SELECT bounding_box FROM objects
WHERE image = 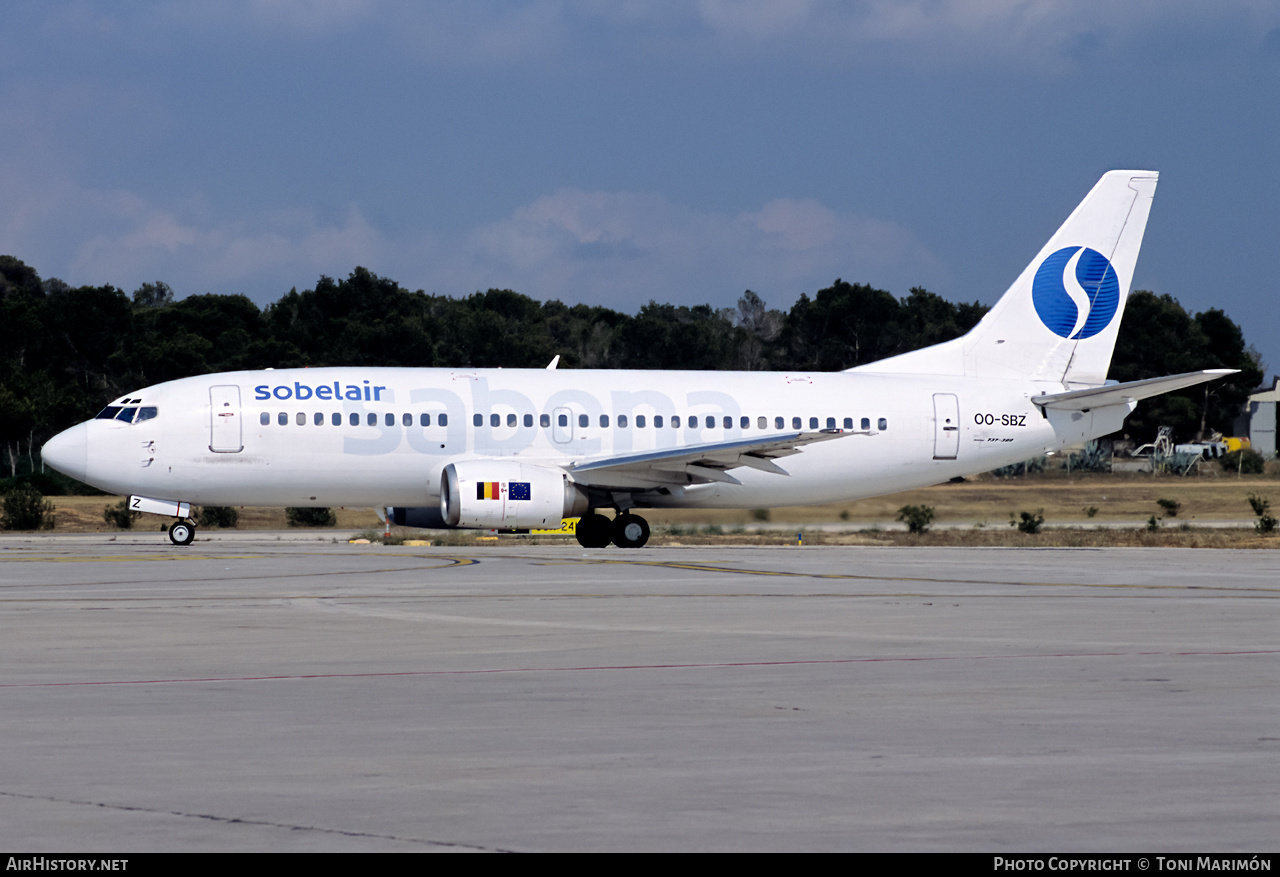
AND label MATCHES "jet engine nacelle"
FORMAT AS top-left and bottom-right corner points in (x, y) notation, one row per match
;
(440, 460), (588, 529)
